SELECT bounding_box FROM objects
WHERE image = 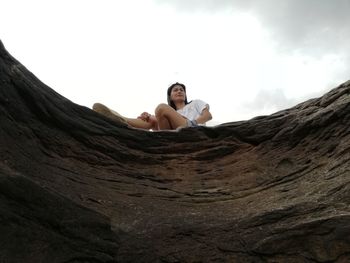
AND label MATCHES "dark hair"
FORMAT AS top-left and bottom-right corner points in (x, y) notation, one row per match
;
(167, 82), (189, 110)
